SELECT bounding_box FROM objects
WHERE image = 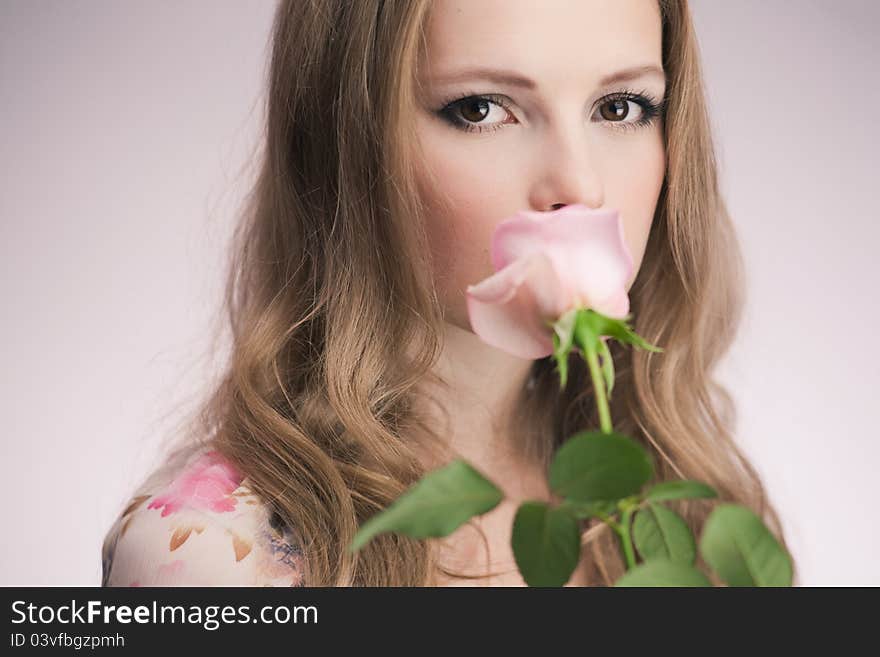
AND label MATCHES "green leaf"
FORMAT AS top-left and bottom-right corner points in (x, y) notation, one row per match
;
(511, 501), (582, 587)
(548, 430), (653, 503)
(633, 502), (697, 565)
(596, 336), (615, 399)
(646, 480), (718, 502)
(348, 459), (503, 553)
(614, 558), (712, 587)
(699, 504), (793, 587)
(575, 309), (663, 354)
